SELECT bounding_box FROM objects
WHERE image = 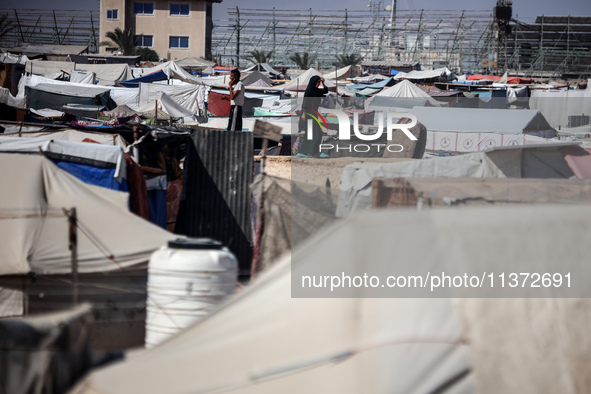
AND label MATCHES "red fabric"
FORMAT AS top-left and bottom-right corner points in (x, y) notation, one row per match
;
(166, 179), (183, 232)
(214, 66), (237, 71)
(467, 74), (532, 84)
(125, 154), (151, 221)
(561, 146), (591, 180)
(208, 91), (231, 116)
